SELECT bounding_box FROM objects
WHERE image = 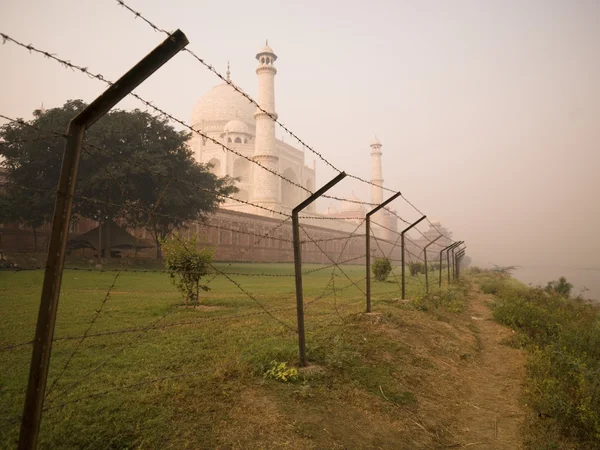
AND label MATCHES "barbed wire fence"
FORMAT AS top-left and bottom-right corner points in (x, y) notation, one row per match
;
(0, 22), (467, 449)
